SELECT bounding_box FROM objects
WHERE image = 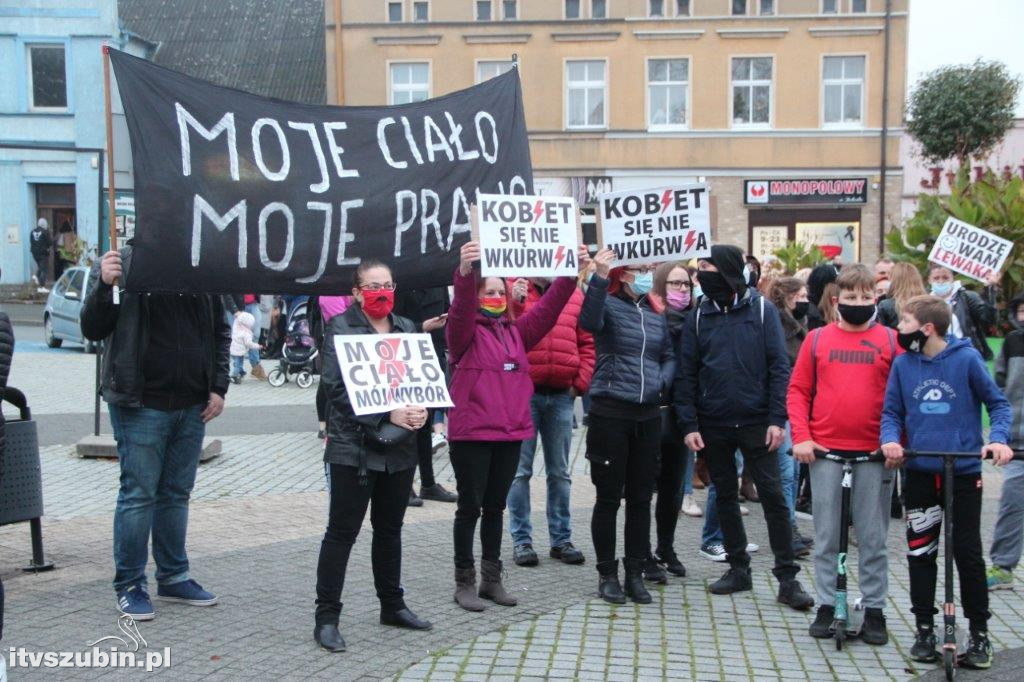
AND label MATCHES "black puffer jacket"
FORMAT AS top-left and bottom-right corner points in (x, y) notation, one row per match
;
(321, 304), (419, 475)
(950, 286), (996, 360)
(579, 275), (675, 407)
(80, 248), (231, 407)
(0, 311), (12, 477)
